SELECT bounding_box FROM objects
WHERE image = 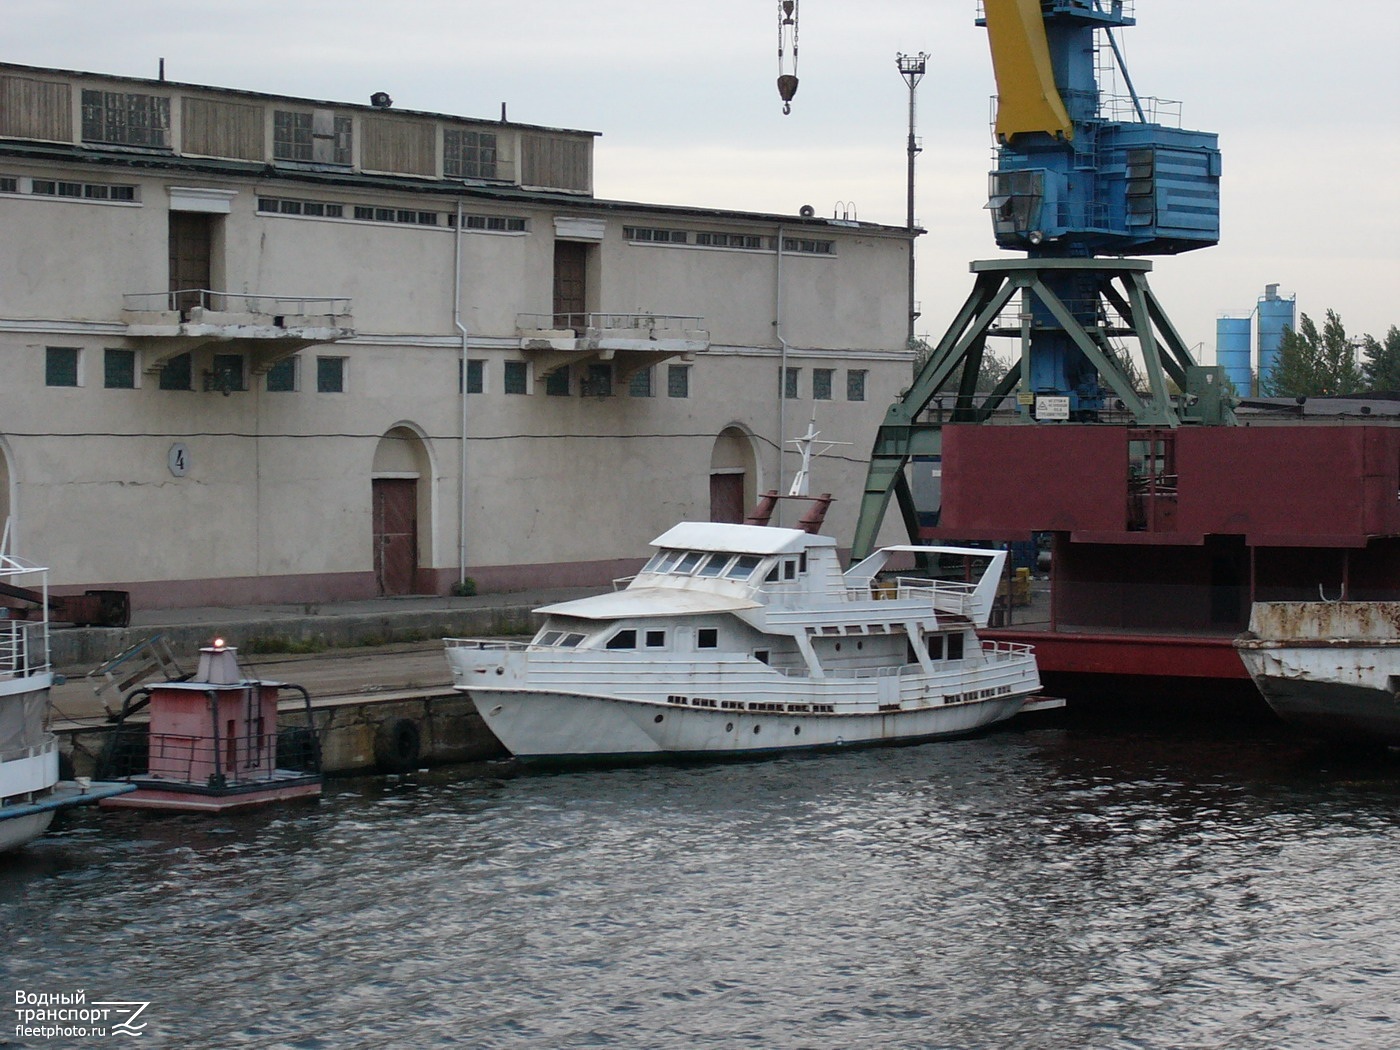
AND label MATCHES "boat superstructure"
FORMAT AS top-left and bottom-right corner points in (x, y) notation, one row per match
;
(446, 522), (1052, 764)
(1, 549), (132, 850)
